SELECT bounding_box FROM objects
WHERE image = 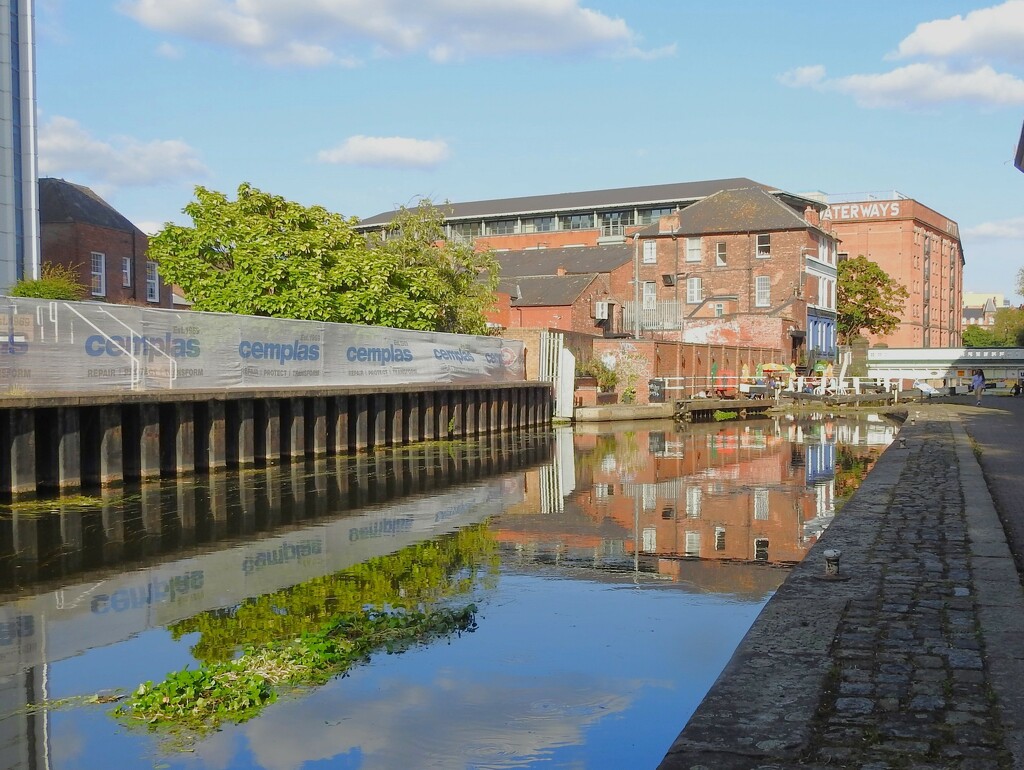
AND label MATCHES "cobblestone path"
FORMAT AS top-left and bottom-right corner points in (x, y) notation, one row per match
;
(801, 417), (1012, 769)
